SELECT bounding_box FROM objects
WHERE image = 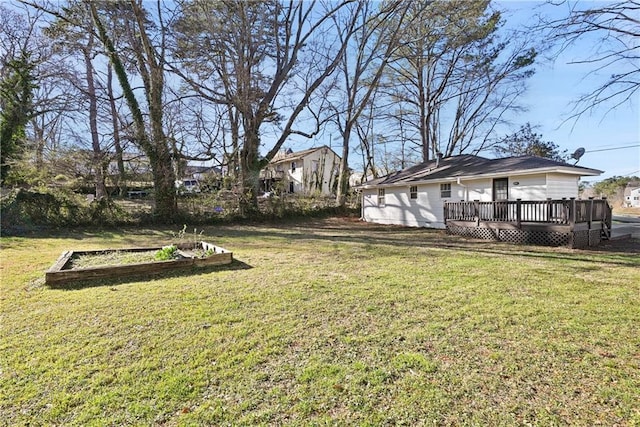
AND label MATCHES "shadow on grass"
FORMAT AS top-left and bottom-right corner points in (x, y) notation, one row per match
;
(50, 259), (252, 291)
(8, 217), (639, 268)
(0, 226), (177, 250)
(217, 222), (640, 267)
